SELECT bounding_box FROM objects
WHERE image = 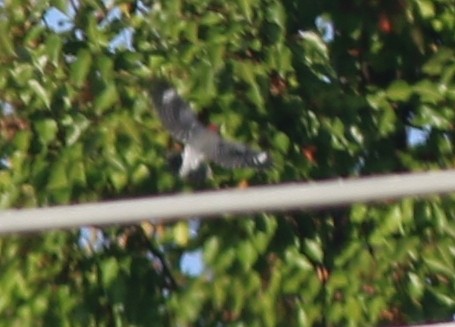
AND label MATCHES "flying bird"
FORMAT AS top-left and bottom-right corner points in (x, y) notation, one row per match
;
(149, 79), (272, 178)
